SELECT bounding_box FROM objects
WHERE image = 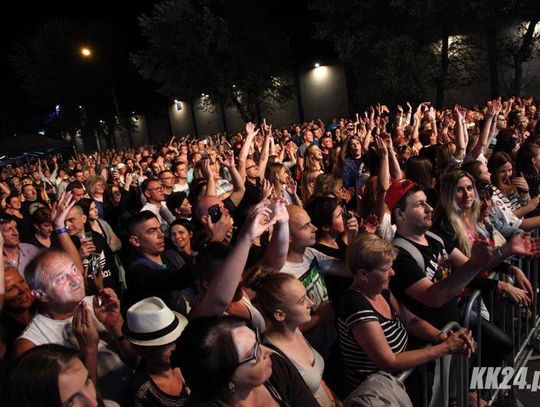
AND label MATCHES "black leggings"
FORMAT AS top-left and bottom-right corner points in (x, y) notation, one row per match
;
(467, 313), (513, 367)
